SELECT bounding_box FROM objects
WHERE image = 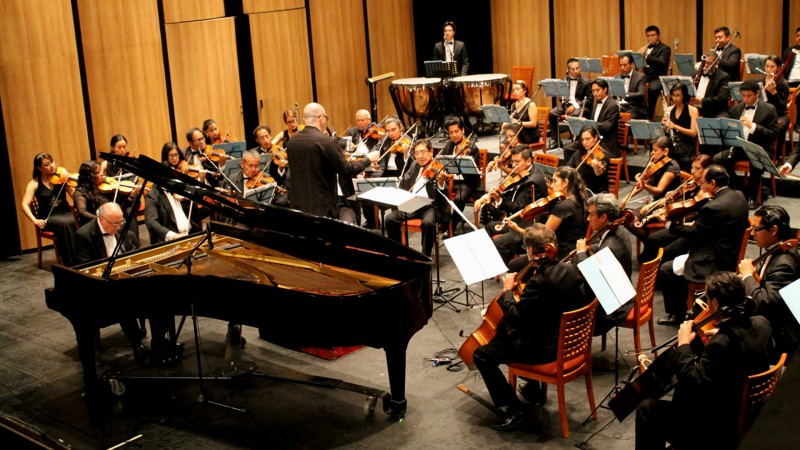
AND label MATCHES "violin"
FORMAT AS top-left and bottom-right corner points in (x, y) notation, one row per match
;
(97, 177), (146, 195)
(245, 176), (276, 189)
(387, 137), (410, 154)
(621, 156), (672, 209)
(561, 211), (636, 262)
(204, 145), (230, 163)
(176, 160), (208, 178)
(664, 190), (713, 222)
(635, 178), (699, 227)
(745, 239), (799, 284)
(50, 166), (78, 187)
(421, 160), (445, 179)
(454, 133), (475, 156)
(271, 146), (289, 168)
(494, 190), (565, 231)
(575, 142), (605, 171)
(362, 124), (386, 140)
